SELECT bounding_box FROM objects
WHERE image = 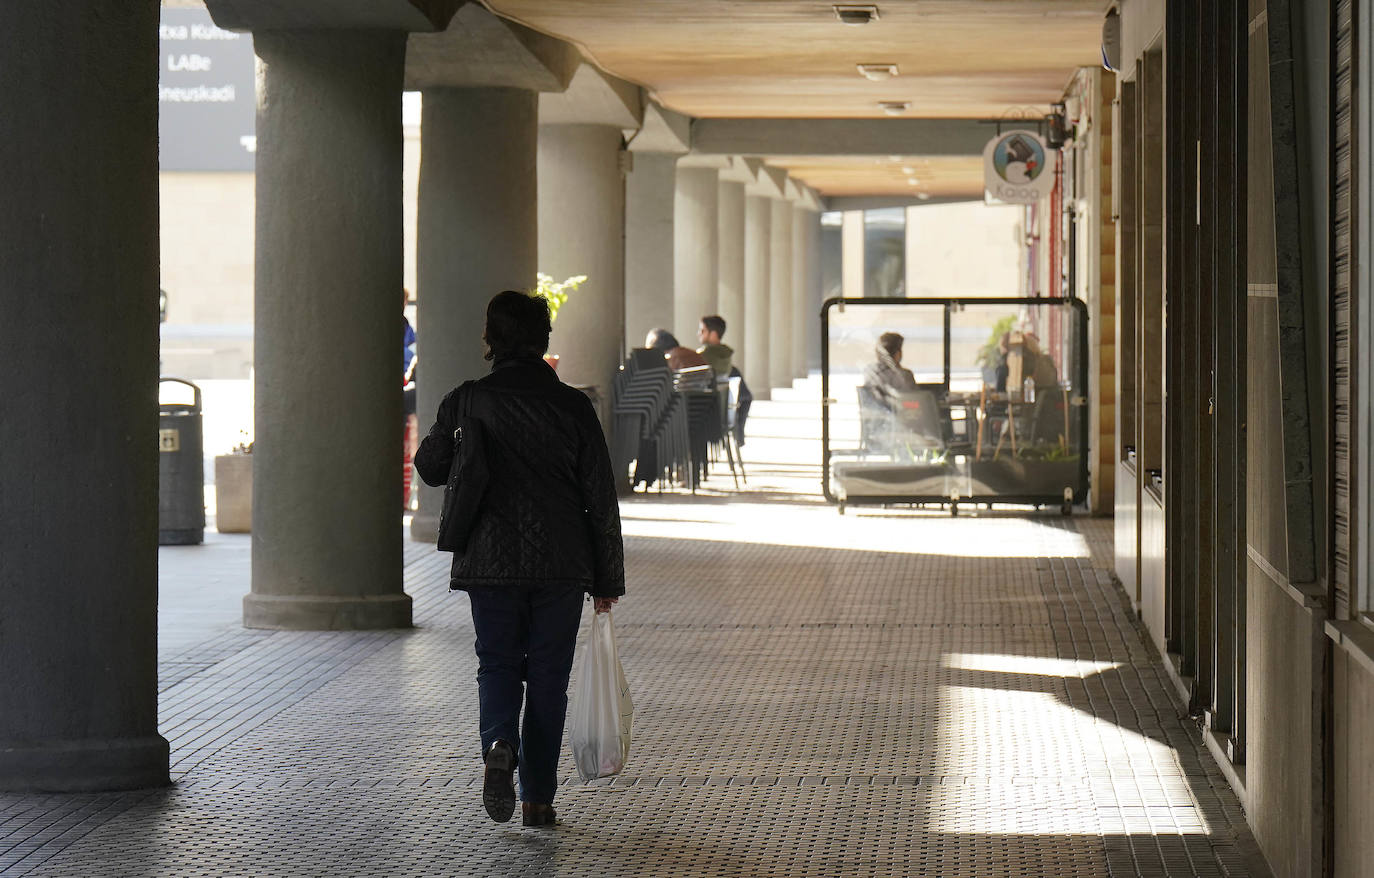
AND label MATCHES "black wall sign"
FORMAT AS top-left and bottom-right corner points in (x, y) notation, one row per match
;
(158, 9), (255, 172)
